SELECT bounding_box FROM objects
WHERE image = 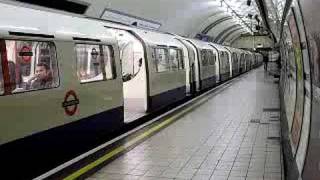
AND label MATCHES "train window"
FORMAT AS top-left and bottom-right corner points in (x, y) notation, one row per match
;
(119, 41), (143, 82)
(0, 53), (3, 95)
(225, 52), (230, 64)
(1, 40), (59, 93)
(76, 44), (115, 83)
(201, 49), (208, 66)
(178, 49), (184, 70)
(220, 52), (225, 62)
(232, 53), (237, 63)
(154, 48), (170, 72)
(169, 48), (184, 70)
(240, 54), (245, 65)
(169, 48), (179, 70)
(208, 50), (216, 65)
